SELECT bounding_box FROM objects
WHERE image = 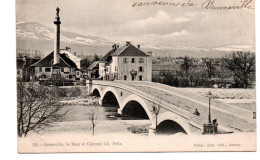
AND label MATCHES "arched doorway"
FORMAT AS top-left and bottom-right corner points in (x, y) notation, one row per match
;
(92, 88), (100, 97)
(156, 120), (187, 135)
(122, 100), (149, 119)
